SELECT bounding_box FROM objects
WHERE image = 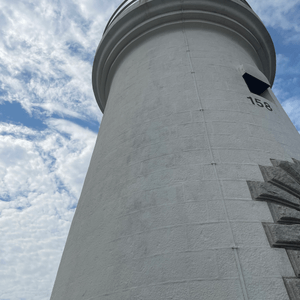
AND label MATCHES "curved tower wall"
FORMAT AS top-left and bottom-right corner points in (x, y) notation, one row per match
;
(51, 1), (300, 299)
